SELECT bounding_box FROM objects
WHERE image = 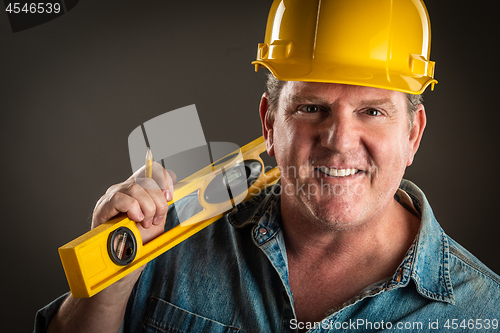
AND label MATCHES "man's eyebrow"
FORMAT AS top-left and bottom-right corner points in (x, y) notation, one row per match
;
(287, 94), (330, 105)
(288, 95), (398, 110)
